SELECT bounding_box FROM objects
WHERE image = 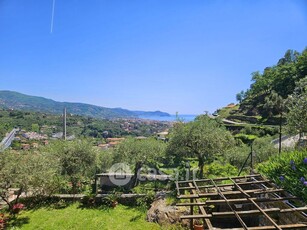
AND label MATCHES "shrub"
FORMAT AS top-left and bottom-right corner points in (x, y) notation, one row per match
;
(204, 161), (238, 178)
(257, 150), (307, 202)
